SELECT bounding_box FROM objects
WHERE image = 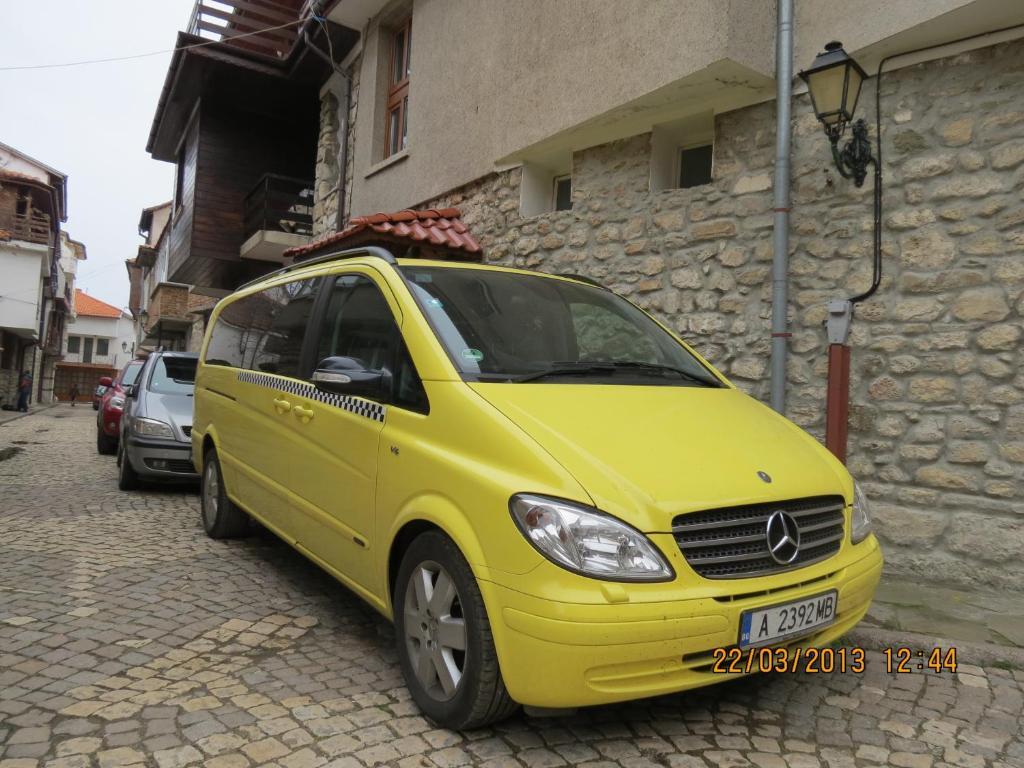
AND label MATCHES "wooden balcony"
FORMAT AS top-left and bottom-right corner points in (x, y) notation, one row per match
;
(240, 173), (313, 262)
(186, 0), (305, 60)
(0, 209), (51, 246)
